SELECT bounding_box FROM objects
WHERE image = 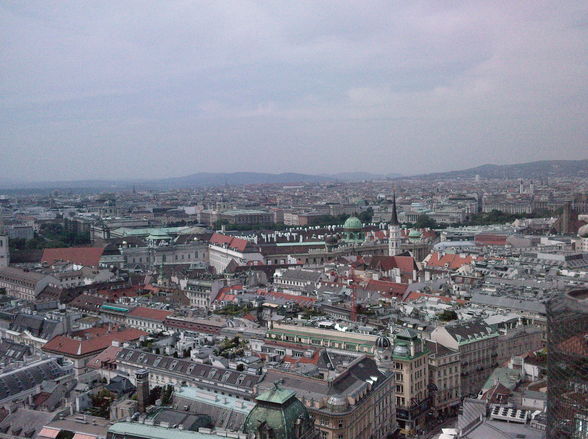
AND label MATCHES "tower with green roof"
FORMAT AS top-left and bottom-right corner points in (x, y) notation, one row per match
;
(242, 384), (317, 439)
(342, 216), (364, 244)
